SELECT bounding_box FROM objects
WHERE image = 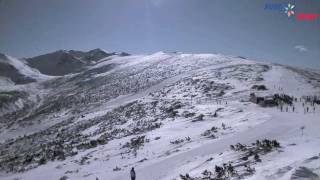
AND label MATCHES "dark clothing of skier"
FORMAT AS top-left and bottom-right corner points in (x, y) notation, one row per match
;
(130, 167), (136, 180)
